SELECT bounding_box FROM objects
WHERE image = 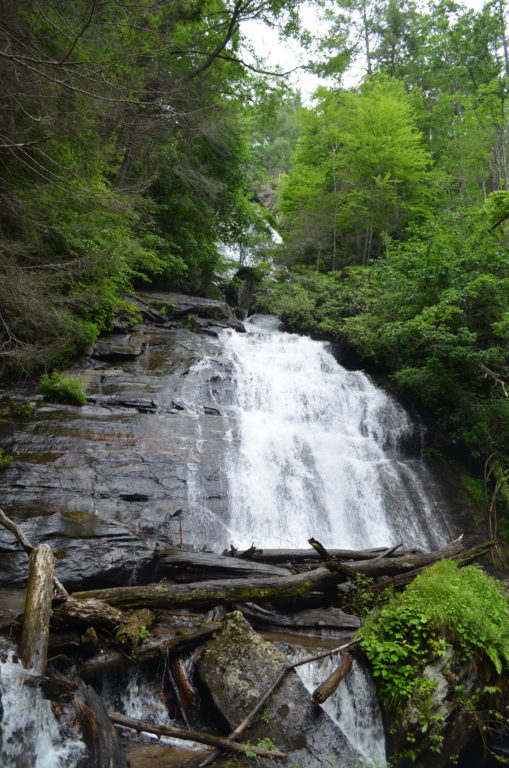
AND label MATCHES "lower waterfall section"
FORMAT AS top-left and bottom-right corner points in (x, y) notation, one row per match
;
(218, 315), (452, 551)
(294, 651), (386, 767)
(0, 639), (85, 768)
